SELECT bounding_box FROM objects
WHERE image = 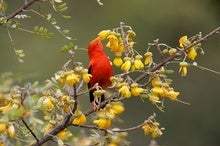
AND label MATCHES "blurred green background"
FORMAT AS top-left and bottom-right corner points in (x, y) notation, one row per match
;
(0, 0), (220, 145)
